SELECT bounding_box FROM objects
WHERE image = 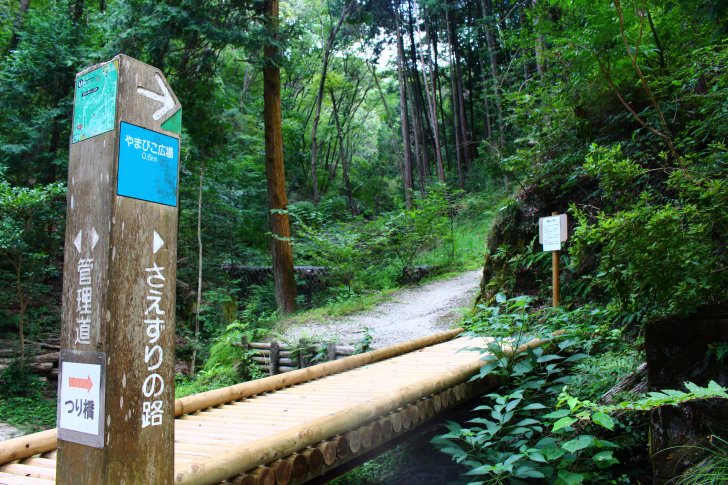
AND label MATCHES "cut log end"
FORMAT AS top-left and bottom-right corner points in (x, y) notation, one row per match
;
(320, 440), (338, 466)
(302, 447), (324, 472)
(269, 459), (291, 485)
